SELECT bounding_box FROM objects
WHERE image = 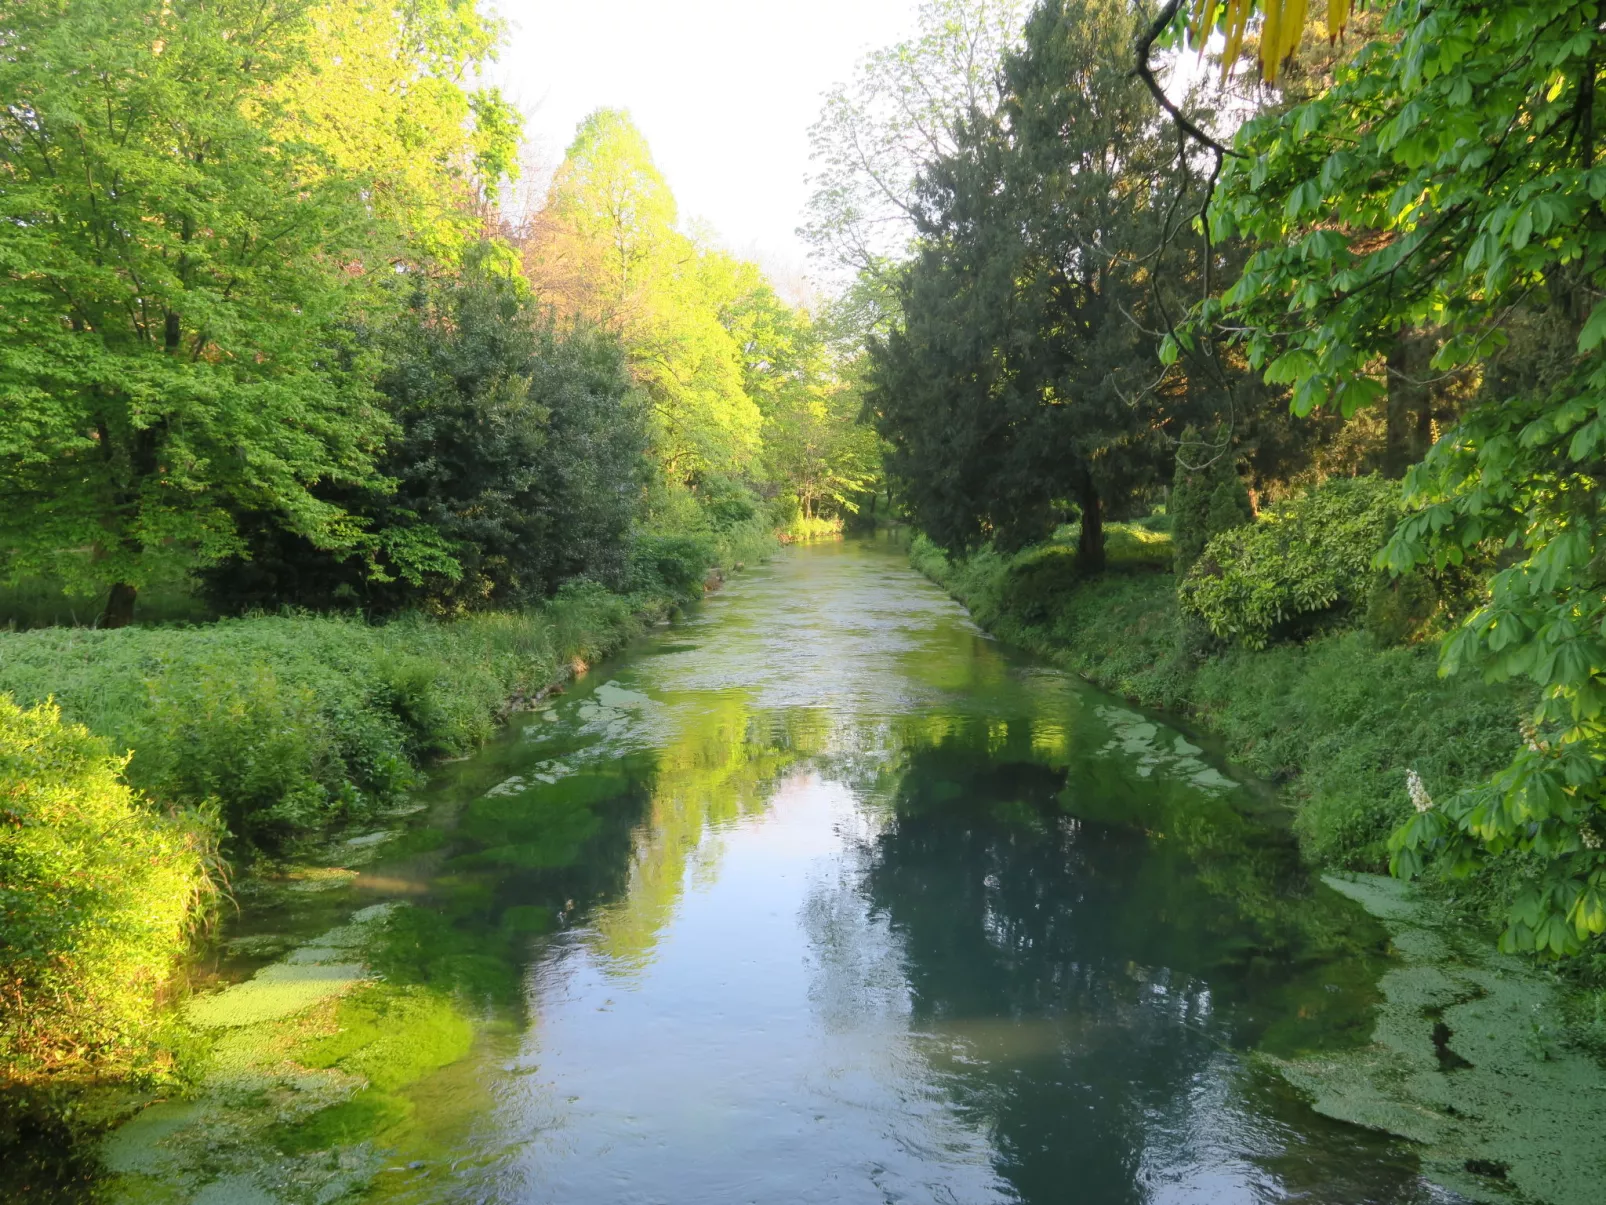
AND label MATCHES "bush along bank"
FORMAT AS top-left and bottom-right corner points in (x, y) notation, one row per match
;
(0, 534), (746, 1109)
